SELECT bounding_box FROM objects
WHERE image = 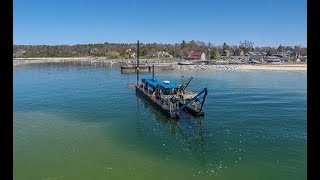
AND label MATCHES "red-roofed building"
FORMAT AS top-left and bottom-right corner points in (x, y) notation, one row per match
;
(183, 51), (206, 60)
